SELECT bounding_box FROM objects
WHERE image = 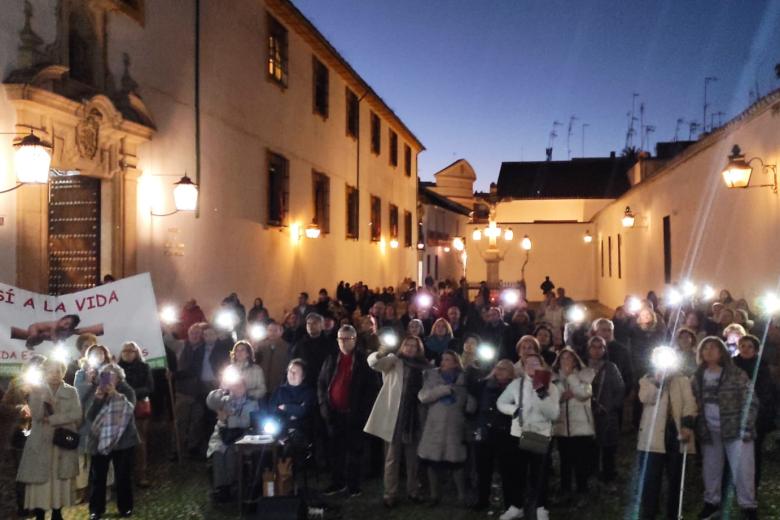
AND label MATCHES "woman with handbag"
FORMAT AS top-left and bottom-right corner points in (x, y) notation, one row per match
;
(86, 363), (139, 520)
(471, 359), (521, 516)
(16, 358), (82, 520)
(497, 353), (560, 520)
(206, 376), (259, 502)
(551, 347), (595, 506)
(118, 341), (154, 488)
